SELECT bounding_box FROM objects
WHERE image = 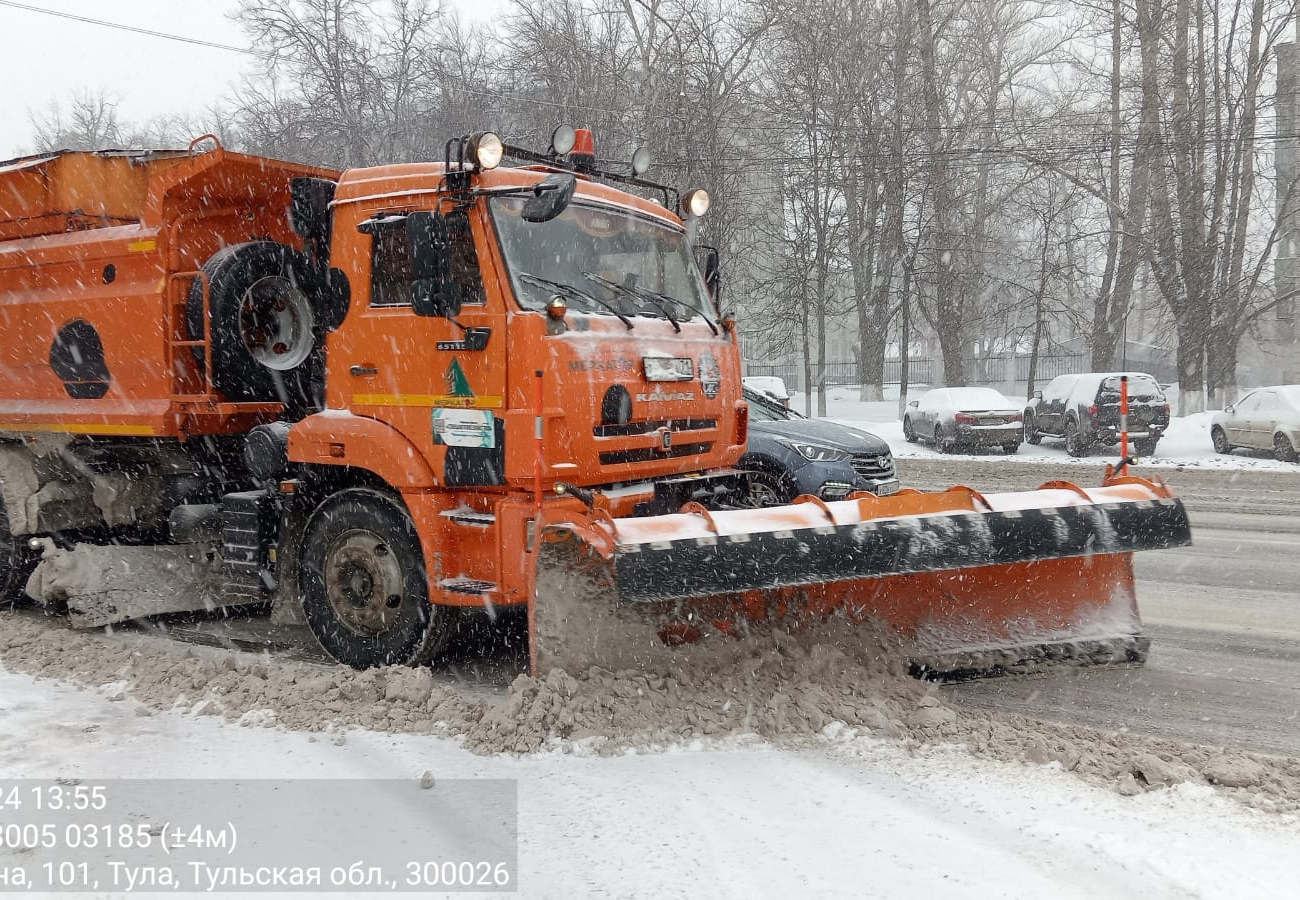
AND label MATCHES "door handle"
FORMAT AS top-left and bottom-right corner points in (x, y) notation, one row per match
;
(349, 365), (379, 376)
